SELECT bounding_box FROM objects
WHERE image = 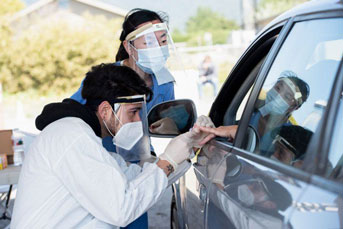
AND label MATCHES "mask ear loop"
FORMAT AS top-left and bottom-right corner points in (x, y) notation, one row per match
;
(113, 104), (123, 127)
(102, 104), (123, 137)
(129, 43), (139, 63)
(103, 120), (115, 138)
